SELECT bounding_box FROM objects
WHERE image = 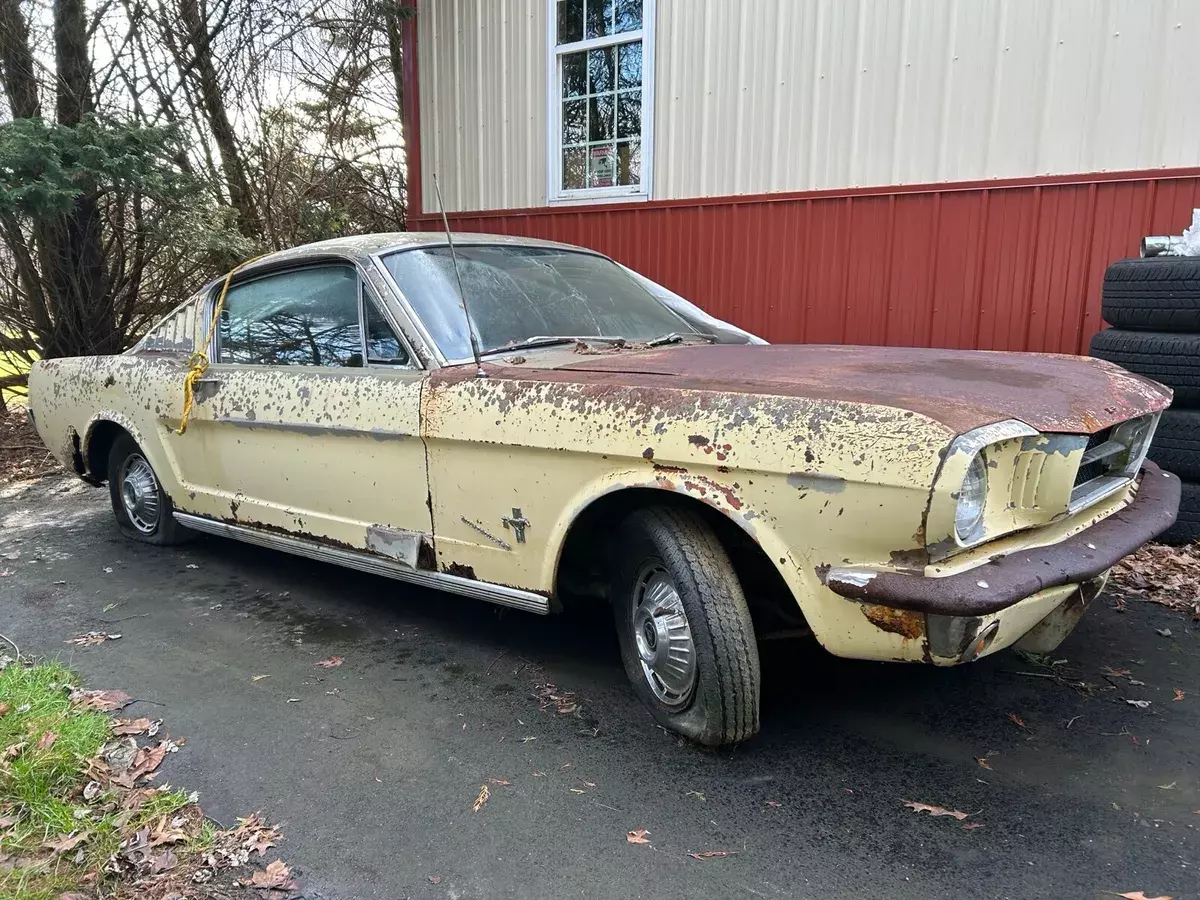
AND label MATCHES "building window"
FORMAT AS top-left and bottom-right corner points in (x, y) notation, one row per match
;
(549, 0), (653, 202)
